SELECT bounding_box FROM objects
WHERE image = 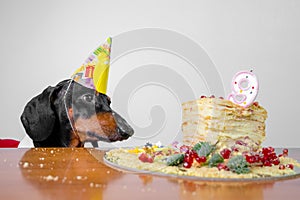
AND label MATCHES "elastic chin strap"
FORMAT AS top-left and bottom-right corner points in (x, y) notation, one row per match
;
(63, 79), (81, 147)
(63, 79), (100, 148)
